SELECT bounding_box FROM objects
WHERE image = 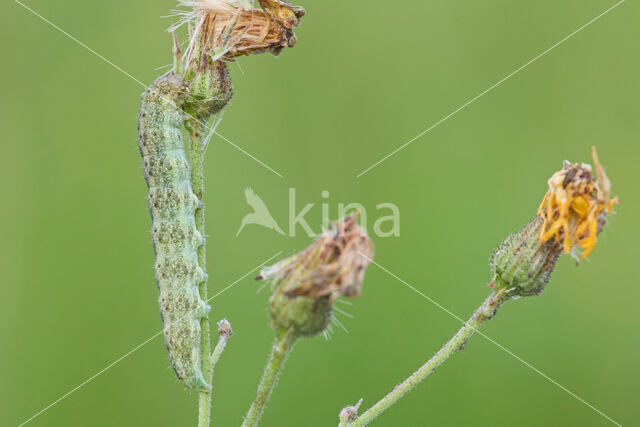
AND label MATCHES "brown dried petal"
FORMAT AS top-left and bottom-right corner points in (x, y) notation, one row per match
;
(185, 0), (304, 63)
